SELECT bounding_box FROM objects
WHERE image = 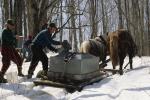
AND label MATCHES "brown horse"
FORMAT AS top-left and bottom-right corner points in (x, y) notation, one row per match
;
(107, 29), (137, 75)
(80, 35), (107, 67)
